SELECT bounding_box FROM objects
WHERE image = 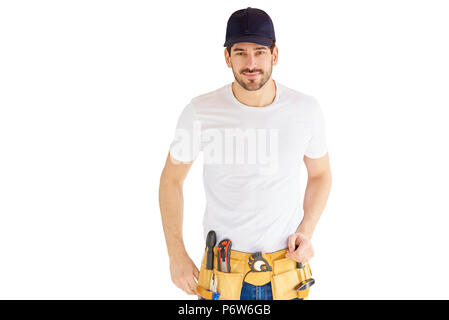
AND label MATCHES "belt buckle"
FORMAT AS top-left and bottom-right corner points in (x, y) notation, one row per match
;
(248, 251), (272, 272)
